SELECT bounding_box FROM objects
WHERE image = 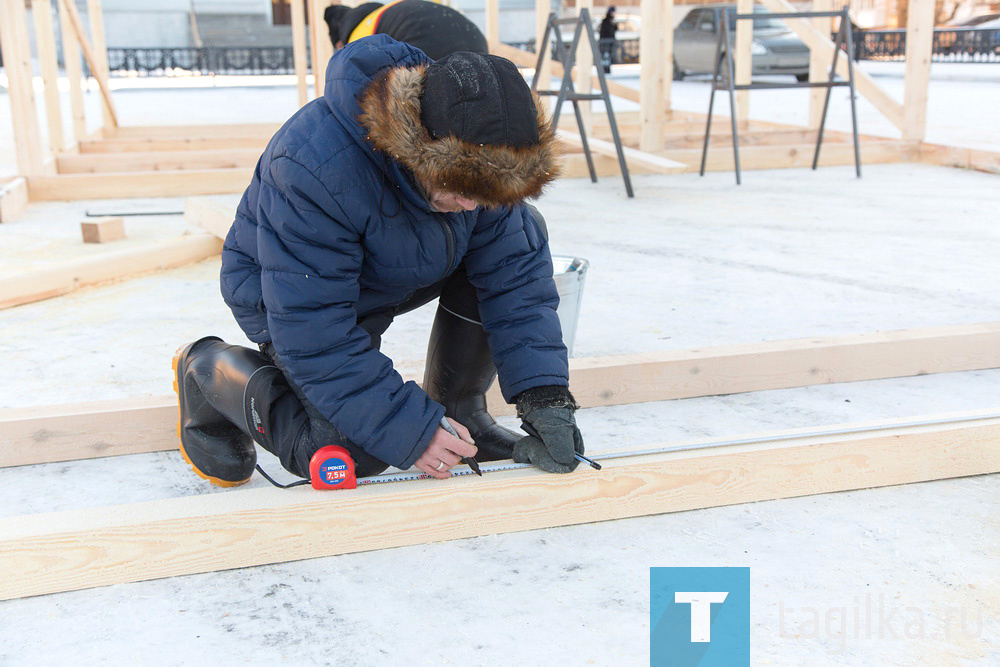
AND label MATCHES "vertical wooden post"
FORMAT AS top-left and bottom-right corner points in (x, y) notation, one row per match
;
(902, 0), (934, 141)
(734, 0), (753, 126)
(32, 0), (66, 154)
(307, 0), (335, 98)
(533, 0), (551, 112)
(639, 0), (673, 151)
(485, 0), (500, 46)
(0, 0), (46, 175)
(291, 0), (309, 106)
(86, 0), (115, 128)
(59, 0), (118, 128)
(58, 0), (88, 143)
(575, 0), (593, 135)
(808, 0), (832, 128)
